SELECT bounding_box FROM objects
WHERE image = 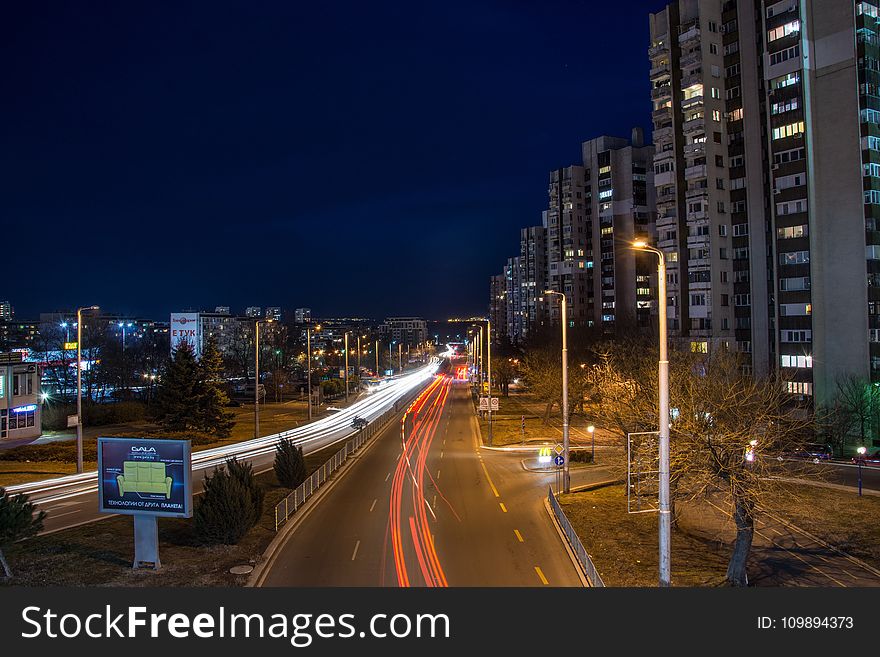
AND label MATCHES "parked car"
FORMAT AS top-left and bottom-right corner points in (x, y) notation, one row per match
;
(852, 449), (880, 465)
